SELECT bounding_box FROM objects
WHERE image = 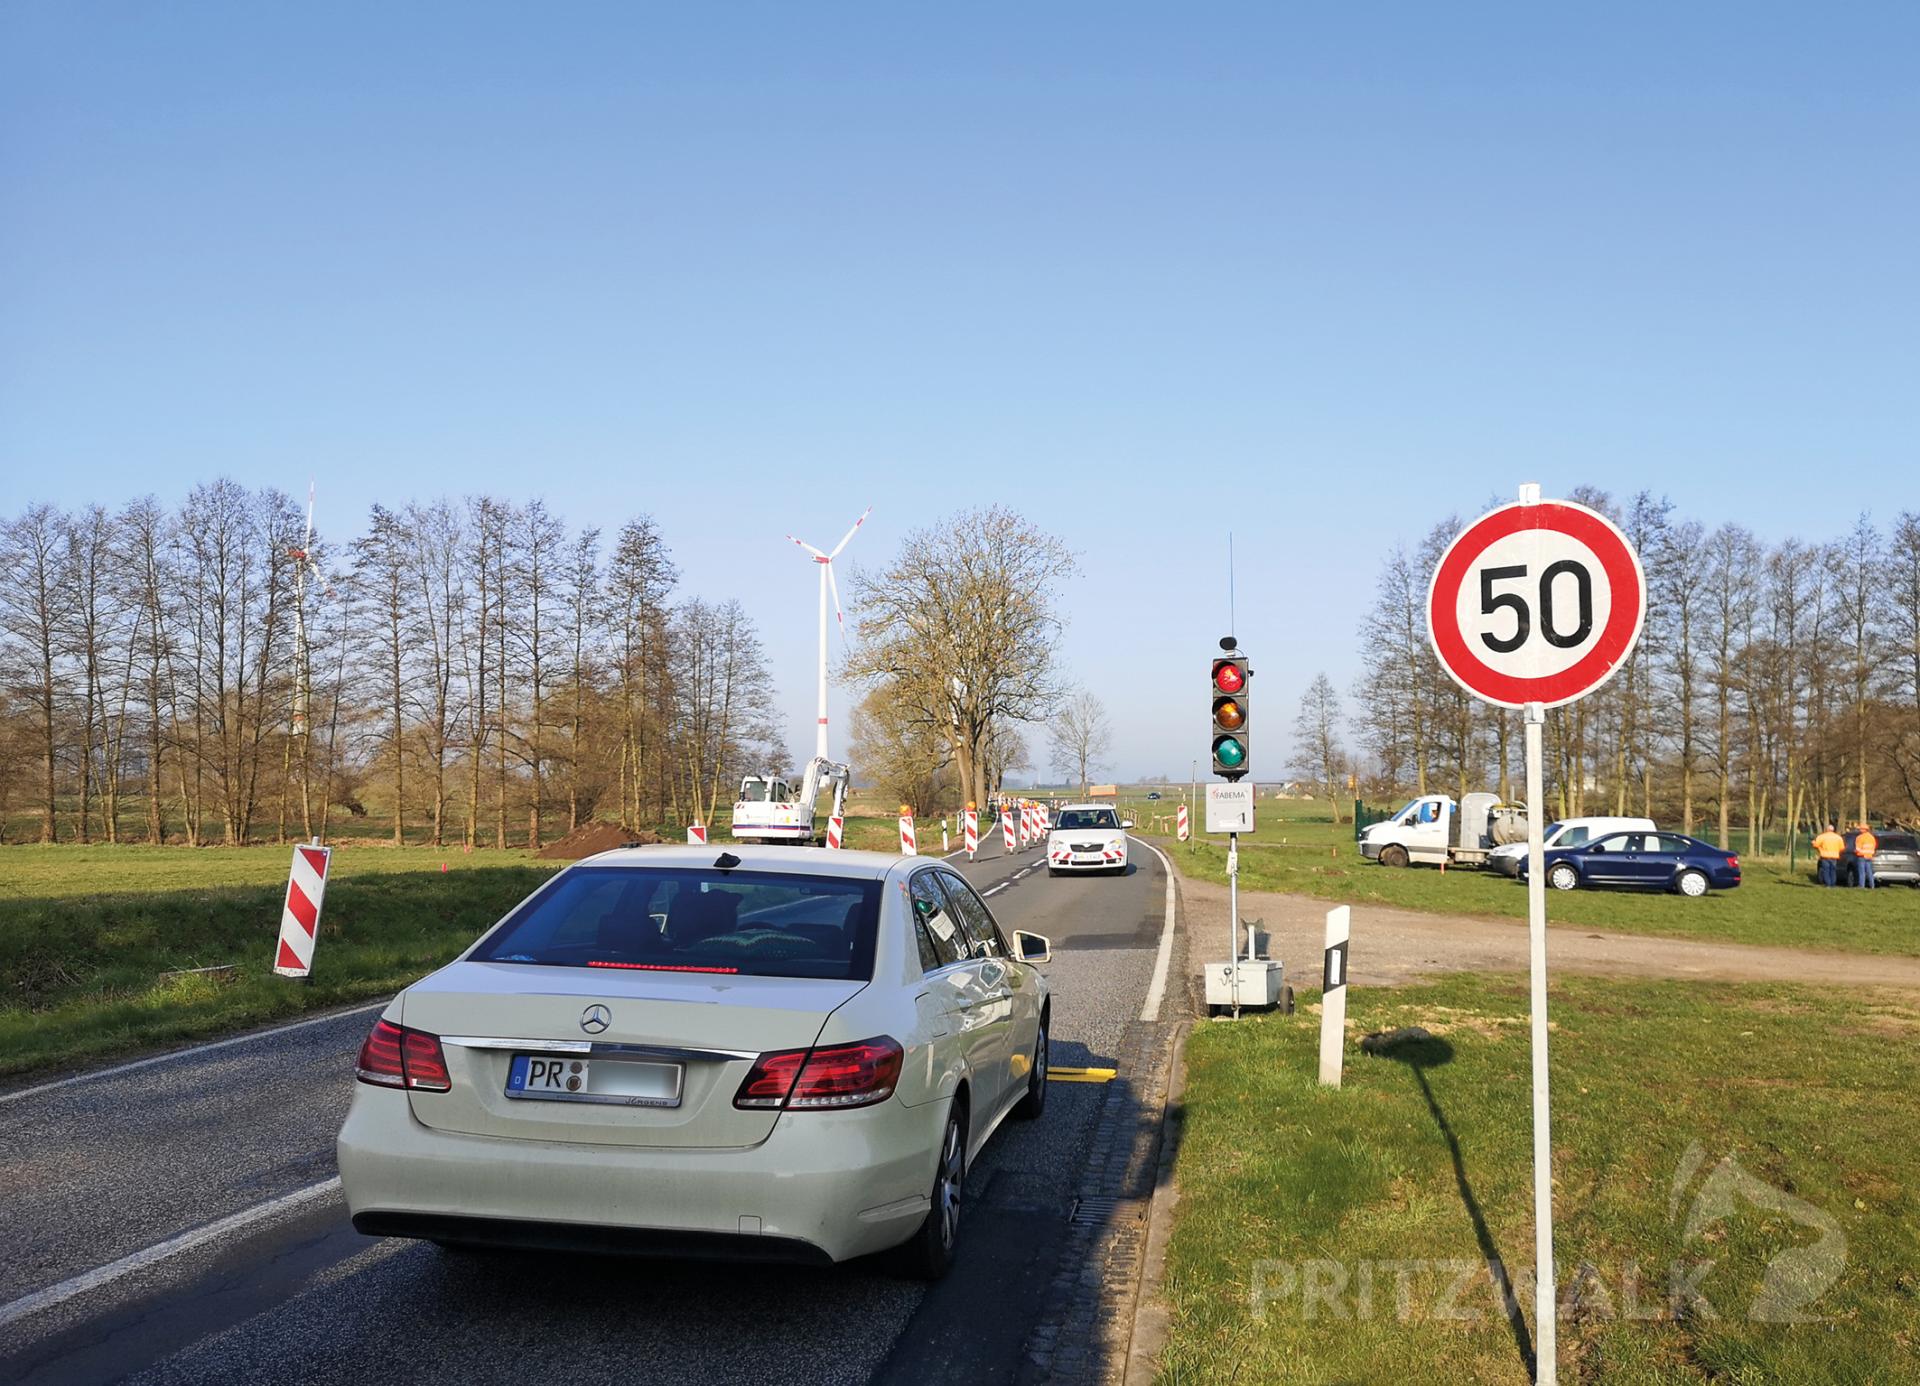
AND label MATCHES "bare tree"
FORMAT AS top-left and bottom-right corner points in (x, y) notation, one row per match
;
(846, 507), (1076, 809)
(1293, 672), (1348, 822)
(1048, 688), (1112, 796)
(0, 505), (69, 841)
